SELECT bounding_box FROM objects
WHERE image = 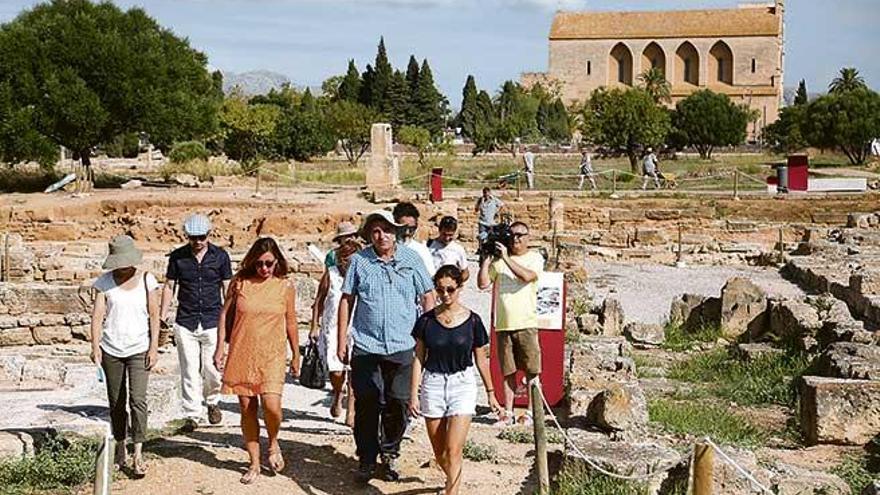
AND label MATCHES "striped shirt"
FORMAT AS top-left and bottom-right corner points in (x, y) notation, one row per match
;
(342, 243), (434, 355)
